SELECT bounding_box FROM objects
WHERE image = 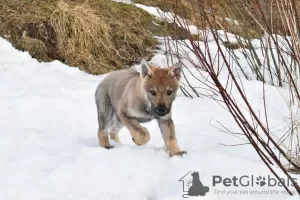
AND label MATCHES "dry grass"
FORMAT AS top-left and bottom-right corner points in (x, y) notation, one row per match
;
(50, 1), (115, 73)
(18, 32), (51, 62)
(201, 0), (300, 38)
(131, 0), (263, 38)
(0, 0), (161, 74)
(135, 0), (299, 39)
